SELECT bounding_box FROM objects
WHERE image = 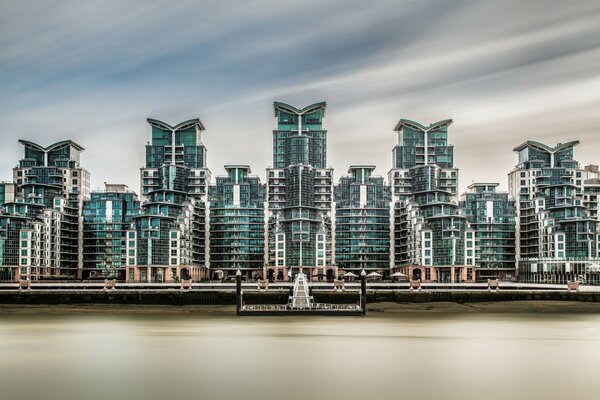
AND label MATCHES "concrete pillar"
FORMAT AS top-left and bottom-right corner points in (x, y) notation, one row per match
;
(360, 269), (367, 316)
(236, 269), (242, 316)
